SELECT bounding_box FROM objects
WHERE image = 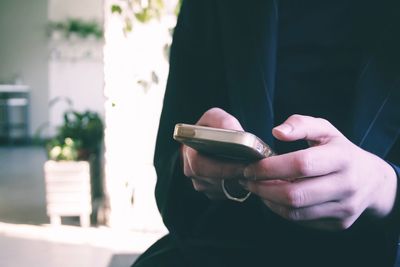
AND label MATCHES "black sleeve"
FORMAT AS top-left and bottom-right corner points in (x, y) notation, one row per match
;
(153, 0), (229, 237)
(382, 139), (400, 265)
